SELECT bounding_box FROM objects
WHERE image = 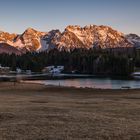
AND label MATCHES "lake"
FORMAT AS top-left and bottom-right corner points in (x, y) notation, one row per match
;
(26, 77), (140, 89)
